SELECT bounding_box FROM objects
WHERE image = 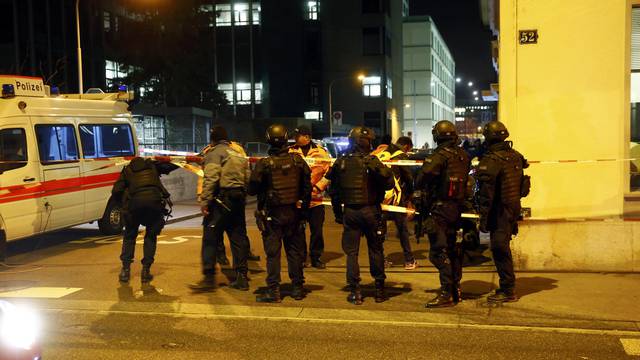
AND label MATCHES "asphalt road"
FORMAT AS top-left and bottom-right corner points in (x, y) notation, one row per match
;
(1, 205), (639, 359)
